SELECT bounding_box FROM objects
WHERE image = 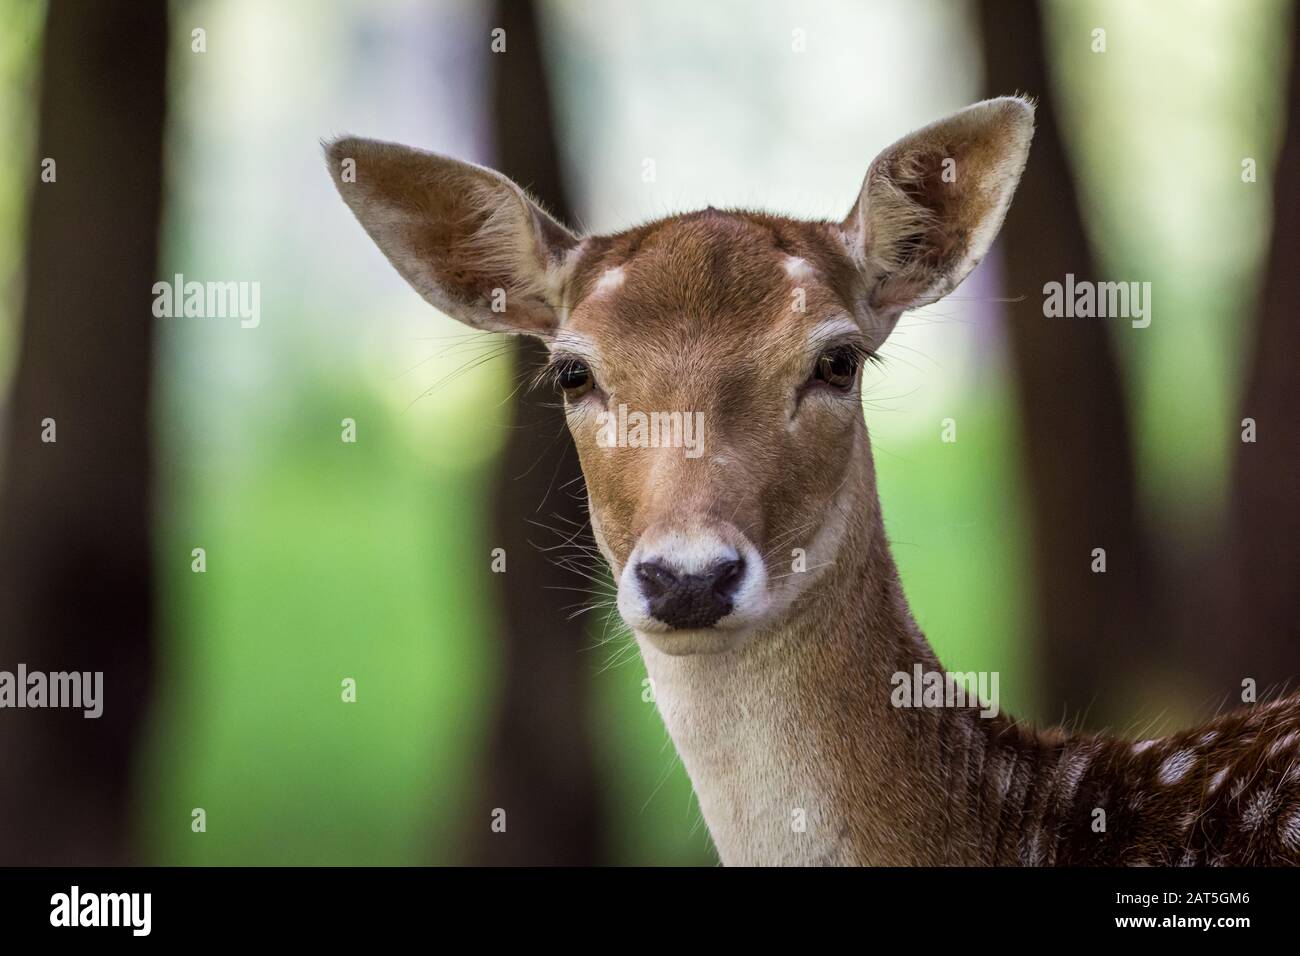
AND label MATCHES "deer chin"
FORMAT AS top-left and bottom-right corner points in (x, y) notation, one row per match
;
(629, 617), (766, 657)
